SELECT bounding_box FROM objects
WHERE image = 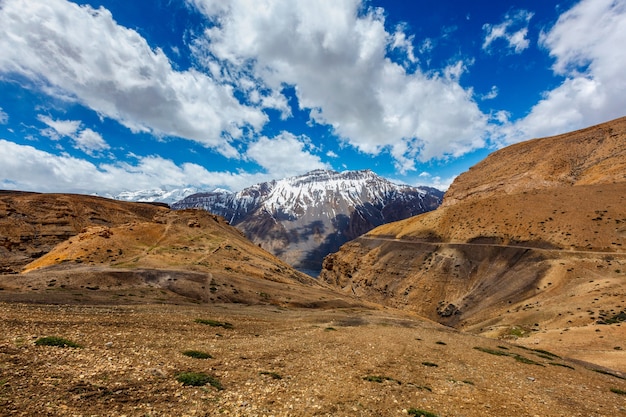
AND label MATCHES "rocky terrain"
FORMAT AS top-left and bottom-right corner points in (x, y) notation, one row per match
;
(173, 169), (442, 273)
(2, 302), (625, 416)
(321, 116), (626, 372)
